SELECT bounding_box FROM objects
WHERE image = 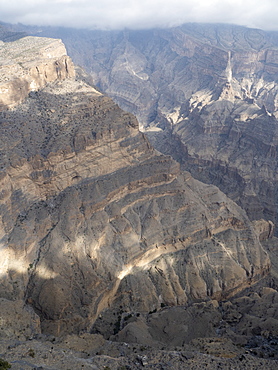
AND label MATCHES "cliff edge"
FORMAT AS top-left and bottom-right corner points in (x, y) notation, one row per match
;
(0, 32), (277, 370)
(0, 36), (75, 110)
